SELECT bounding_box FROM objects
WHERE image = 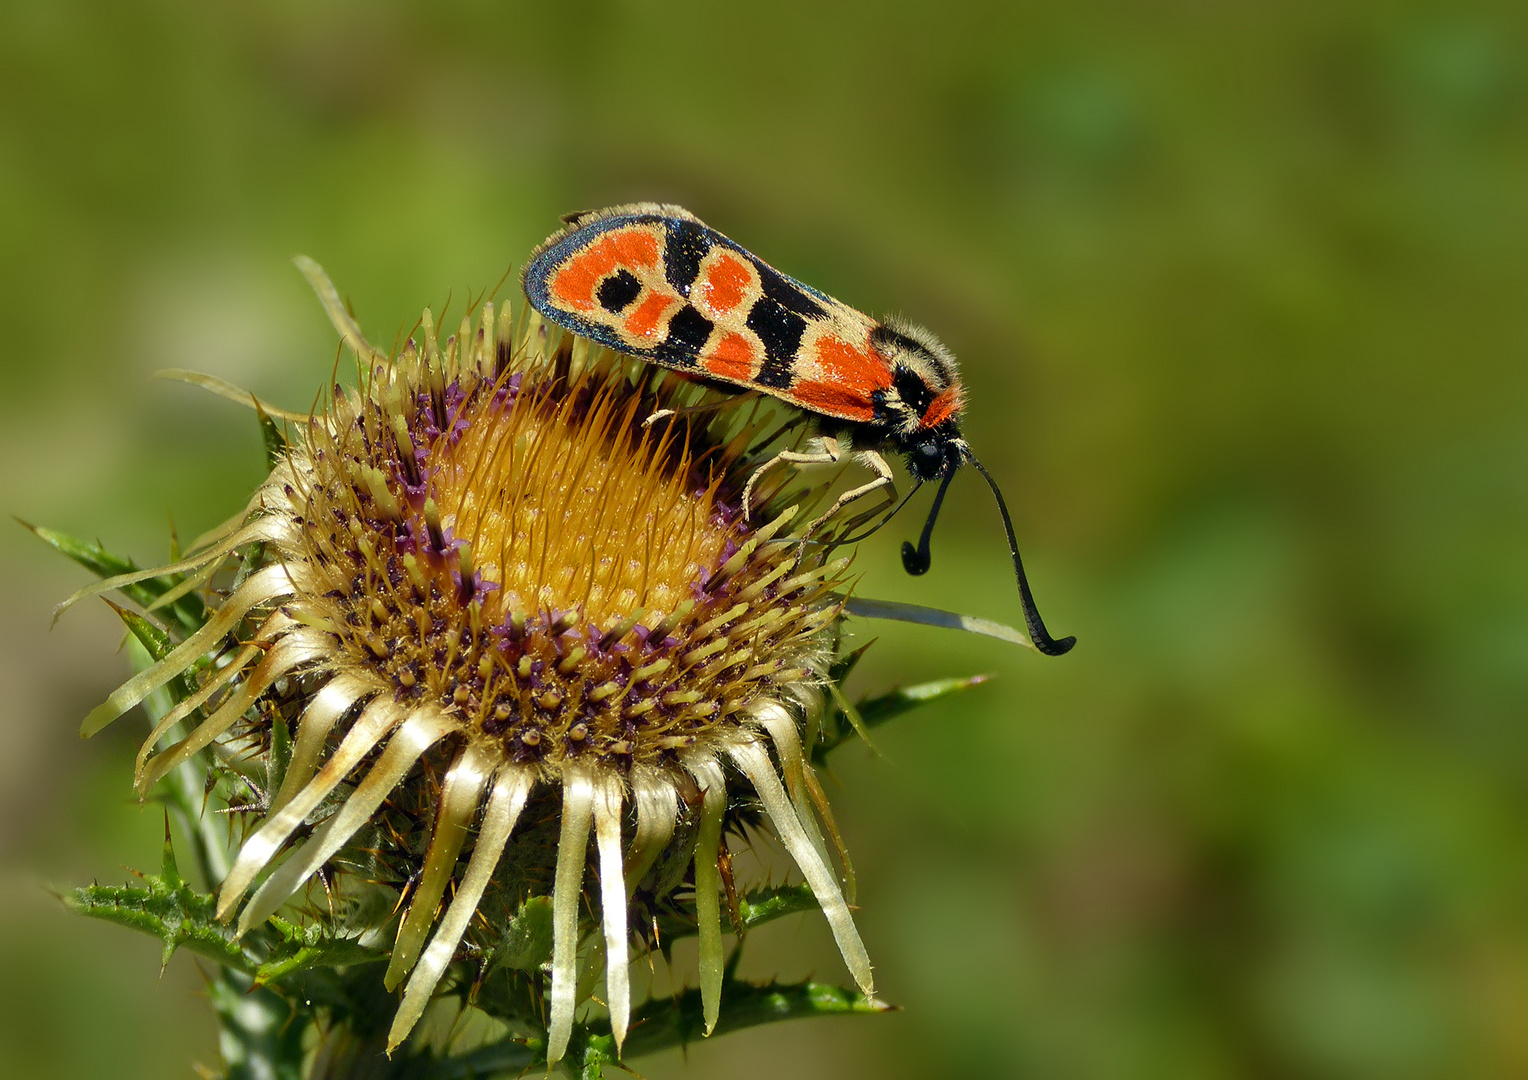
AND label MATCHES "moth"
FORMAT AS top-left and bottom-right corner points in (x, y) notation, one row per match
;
(522, 203), (1073, 655)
